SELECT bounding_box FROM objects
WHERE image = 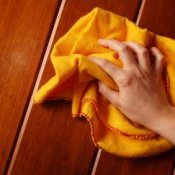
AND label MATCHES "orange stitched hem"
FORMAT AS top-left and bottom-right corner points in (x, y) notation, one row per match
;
(80, 98), (158, 140)
(46, 72), (170, 140)
(81, 112), (101, 148)
(49, 97), (158, 140)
